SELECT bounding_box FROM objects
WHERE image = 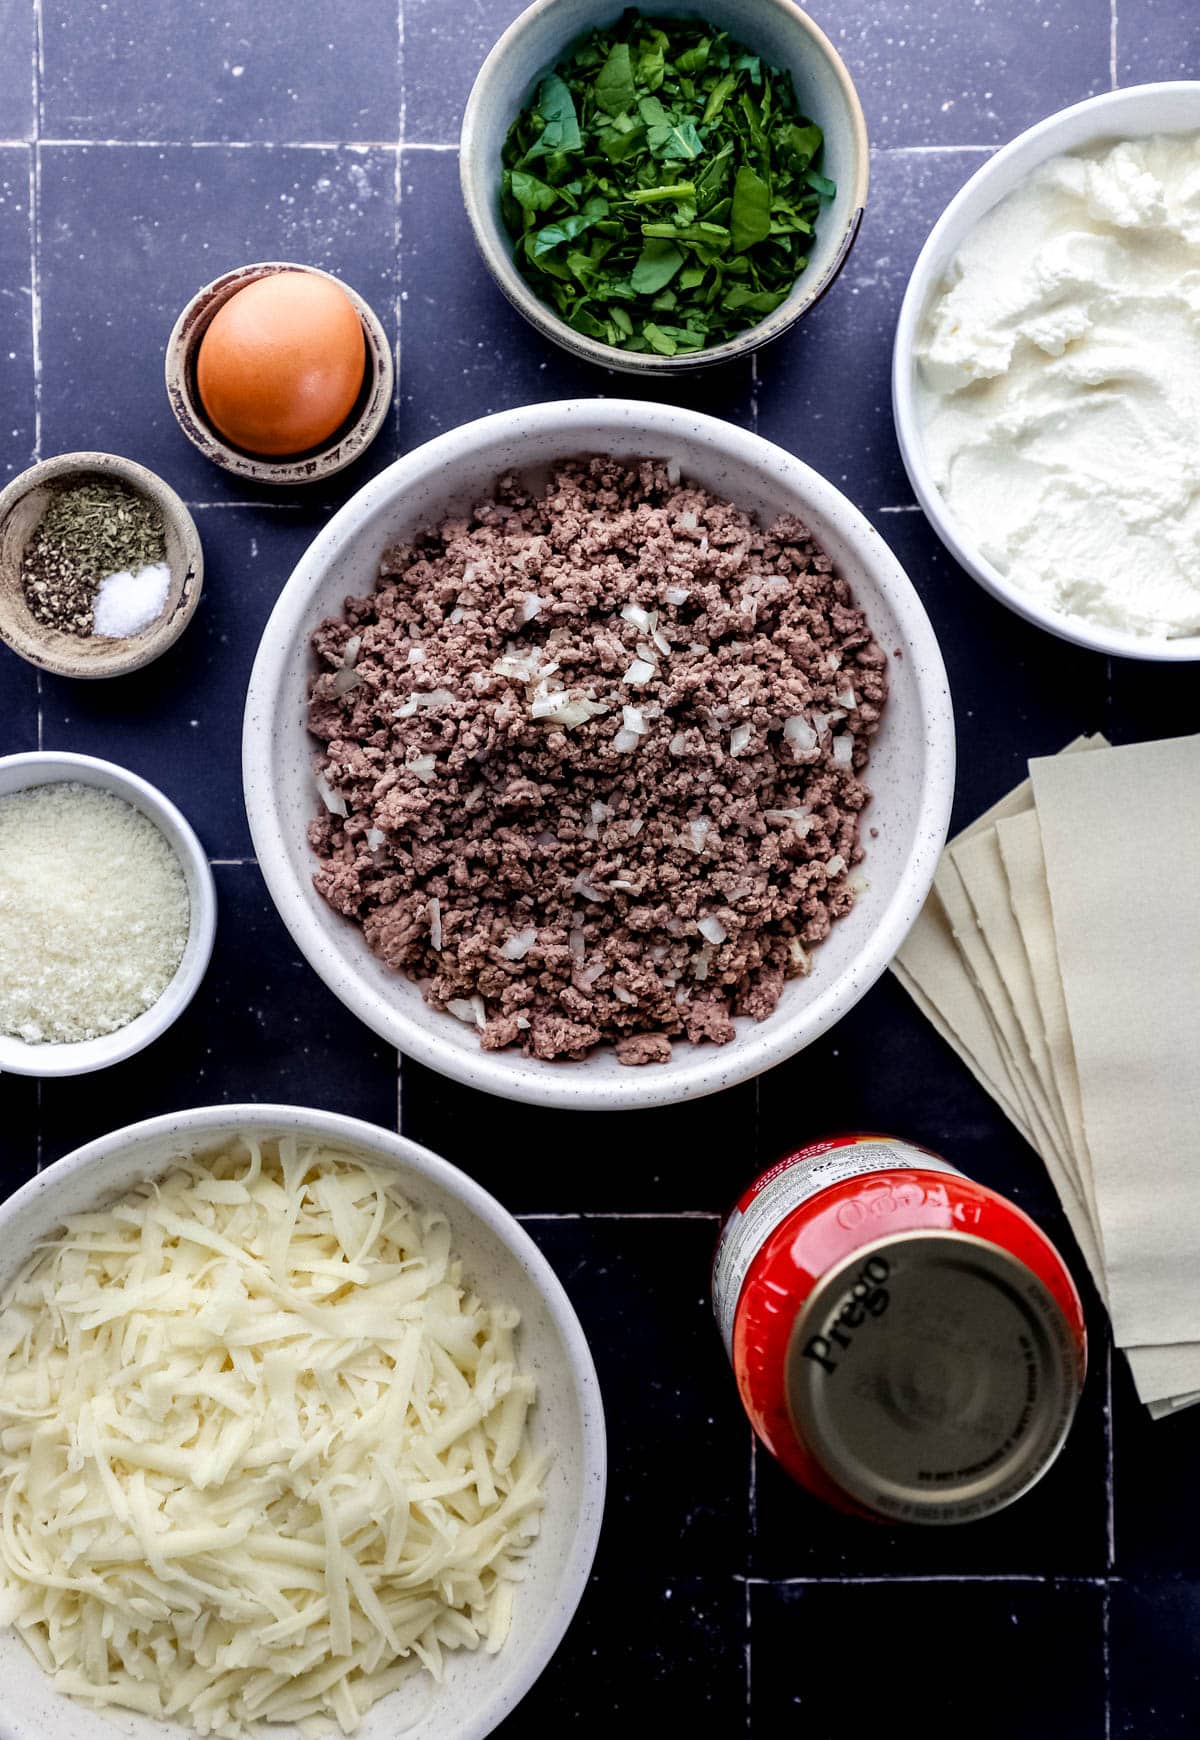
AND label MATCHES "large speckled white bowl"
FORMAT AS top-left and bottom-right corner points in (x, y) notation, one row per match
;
(243, 399), (955, 1111)
(0, 1104), (606, 1740)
